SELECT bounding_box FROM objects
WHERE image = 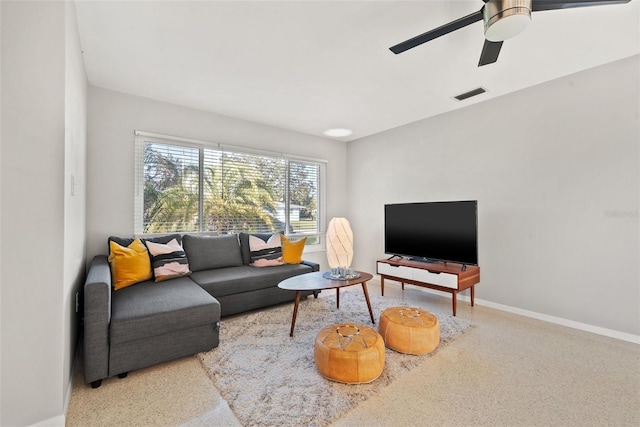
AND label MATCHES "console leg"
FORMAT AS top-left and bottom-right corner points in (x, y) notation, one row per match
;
(452, 292), (457, 316)
(470, 286), (475, 307)
(380, 276), (385, 296)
